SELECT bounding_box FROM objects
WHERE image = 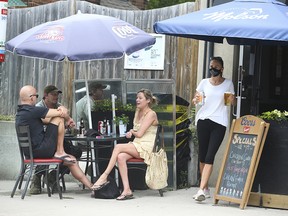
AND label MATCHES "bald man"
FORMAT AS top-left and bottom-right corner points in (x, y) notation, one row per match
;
(16, 85), (93, 190)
